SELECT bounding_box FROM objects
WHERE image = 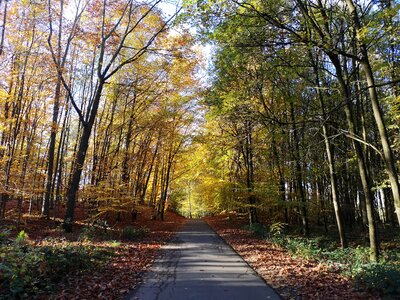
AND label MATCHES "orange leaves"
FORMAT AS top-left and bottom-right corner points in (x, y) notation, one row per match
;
(50, 208), (186, 299)
(5, 204), (185, 299)
(205, 216), (378, 300)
